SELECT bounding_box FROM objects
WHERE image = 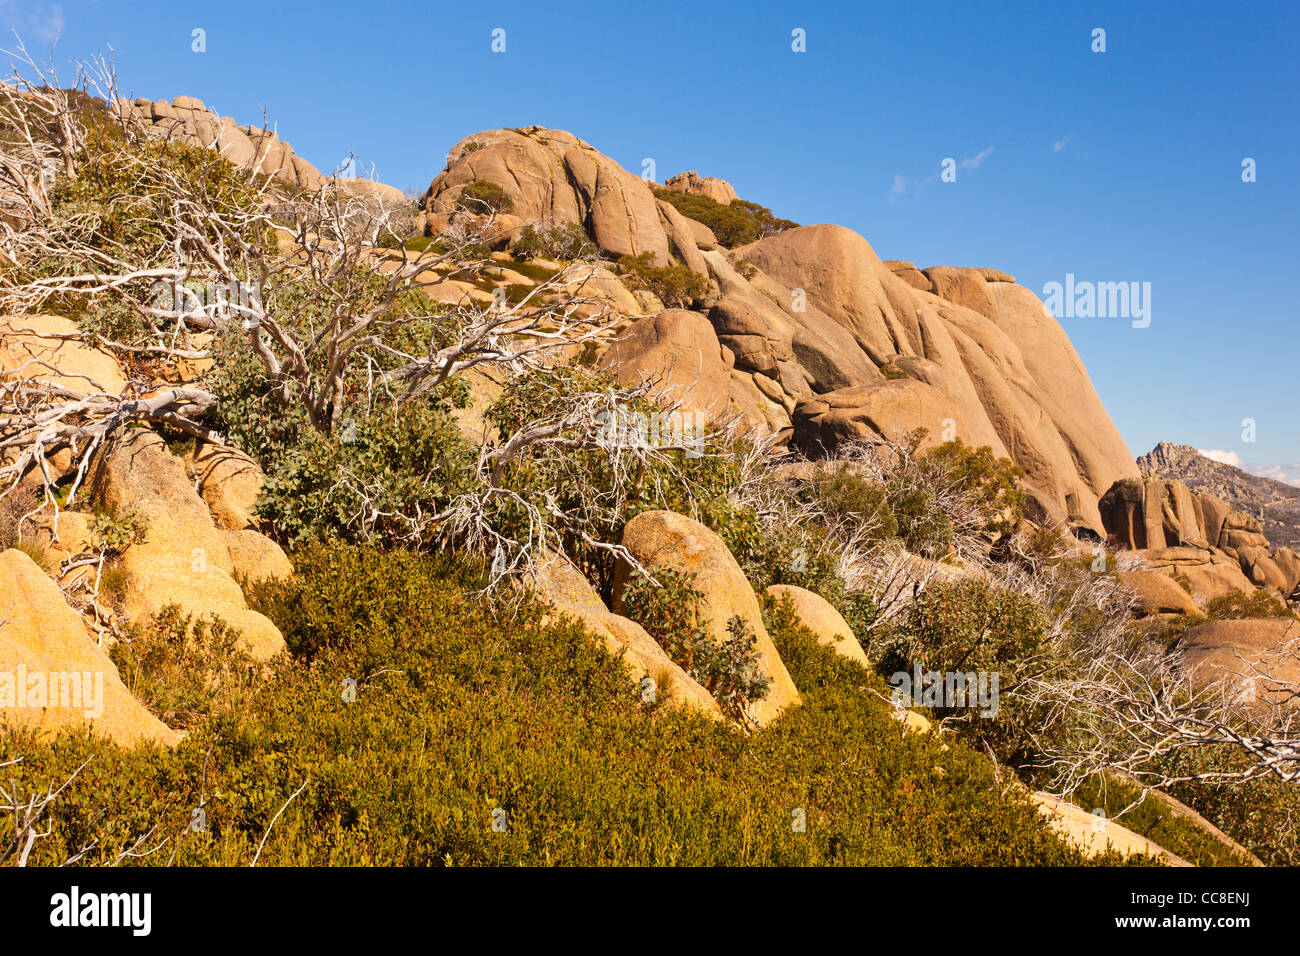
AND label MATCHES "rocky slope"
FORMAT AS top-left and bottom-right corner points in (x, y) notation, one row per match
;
(420, 127), (1140, 533)
(3, 100), (1281, 865)
(1139, 442), (1300, 551)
